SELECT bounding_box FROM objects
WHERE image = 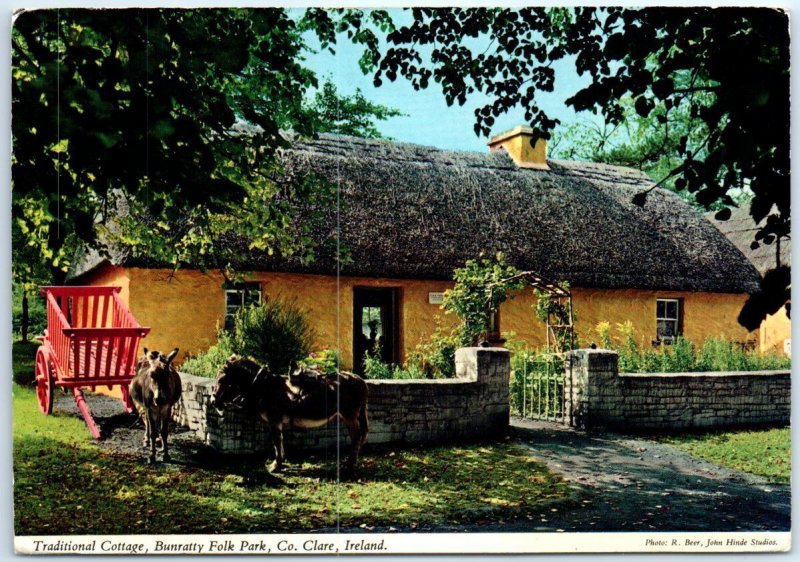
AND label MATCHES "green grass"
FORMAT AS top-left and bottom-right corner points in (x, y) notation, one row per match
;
(13, 379), (571, 535)
(660, 427), (791, 483)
